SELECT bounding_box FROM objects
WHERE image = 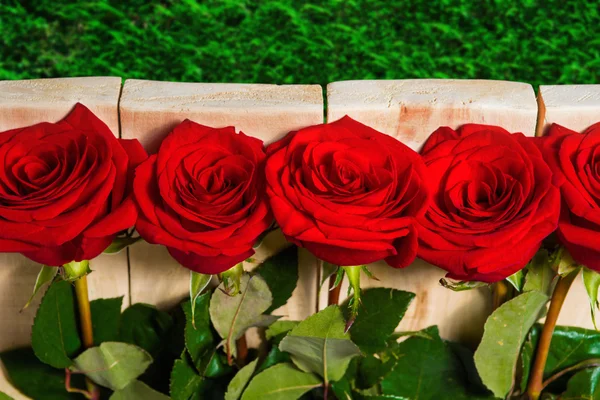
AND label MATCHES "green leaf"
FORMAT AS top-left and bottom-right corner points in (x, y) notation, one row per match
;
(254, 245), (299, 313)
(0, 392), (13, 400)
(119, 303), (173, 356)
(439, 278), (489, 291)
(183, 293), (215, 371)
(31, 280), (82, 368)
(520, 325), (600, 393)
(110, 380), (170, 400)
(241, 363), (321, 400)
(170, 357), (203, 400)
(225, 358), (258, 400)
(357, 353), (397, 389)
(474, 290), (549, 398)
(91, 297), (123, 345)
(190, 271), (213, 326)
(524, 249), (556, 295)
(210, 274), (278, 362)
(279, 305), (361, 383)
(0, 347), (81, 400)
(343, 288), (415, 353)
(506, 270), (525, 292)
(320, 262), (339, 289)
(104, 236), (142, 254)
(266, 321), (299, 343)
(560, 367), (600, 399)
(382, 326), (492, 400)
(583, 267), (600, 330)
(257, 346), (291, 373)
(72, 342), (153, 390)
(23, 265), (57, 309)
